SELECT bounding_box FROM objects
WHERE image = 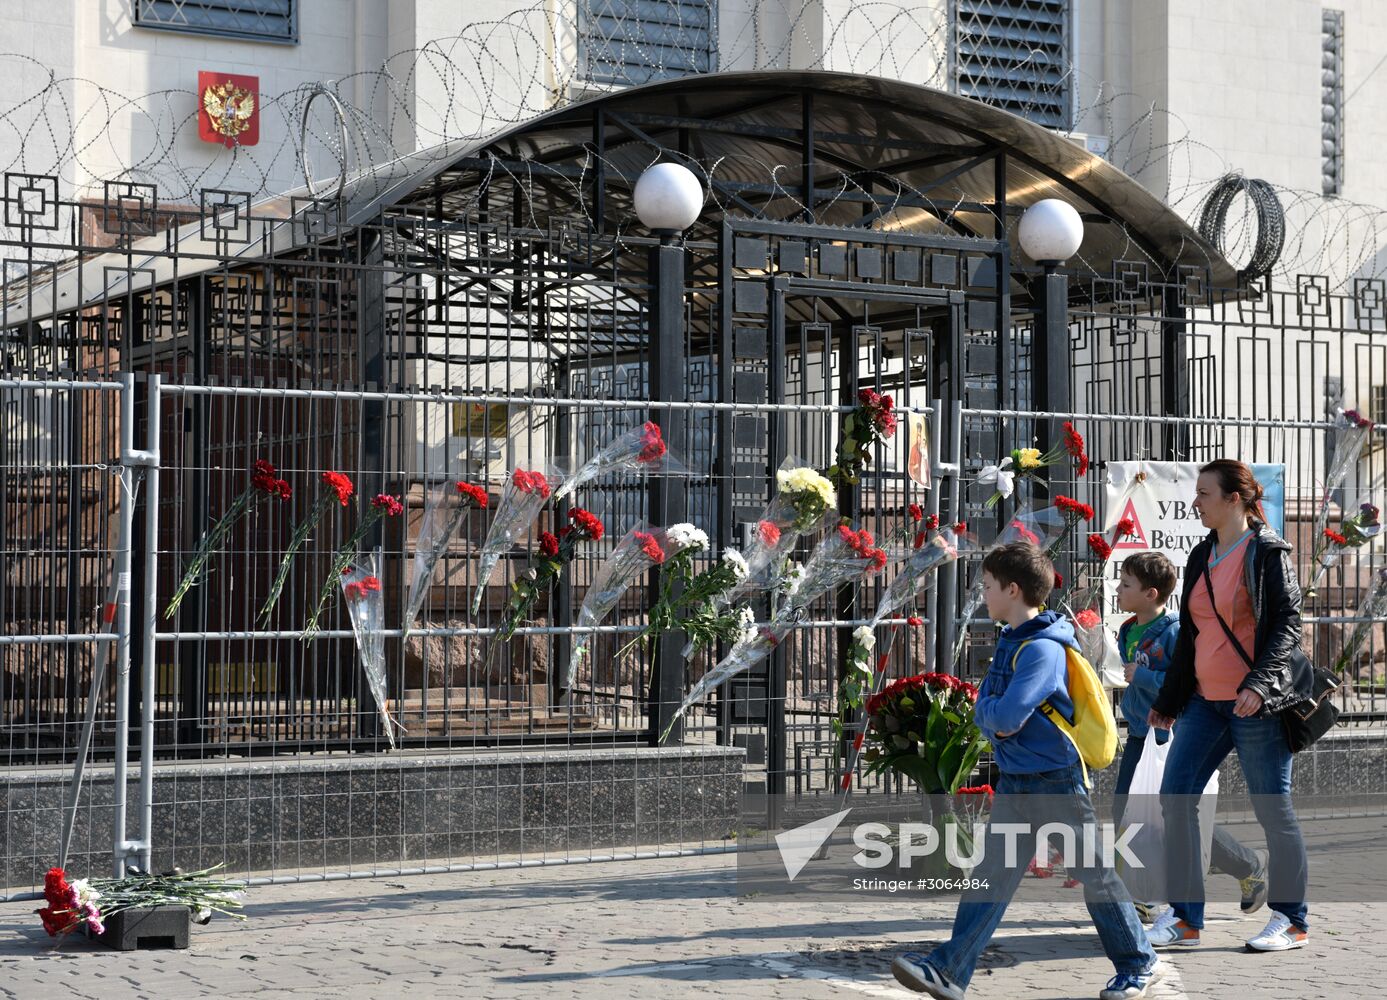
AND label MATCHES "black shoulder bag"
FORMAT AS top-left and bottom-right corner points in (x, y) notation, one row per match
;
(1201, 566), (1339, 753)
